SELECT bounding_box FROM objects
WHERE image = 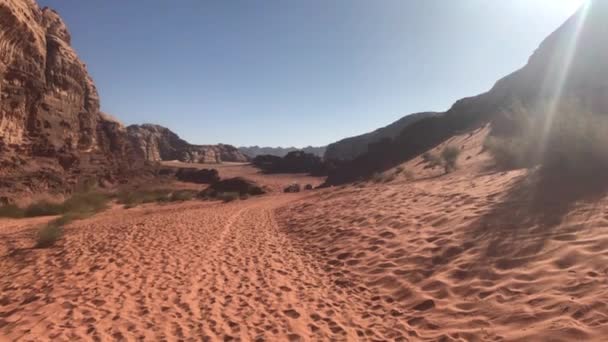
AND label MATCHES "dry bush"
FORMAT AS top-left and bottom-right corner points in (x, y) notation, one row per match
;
(217, 192), (240, 203)
(0, 192), (111, 219)
(486, 100), (608, 177)
(36, 221), (63, 248)
(441, 146), (461, 173)
(422, 152), (442, 168)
